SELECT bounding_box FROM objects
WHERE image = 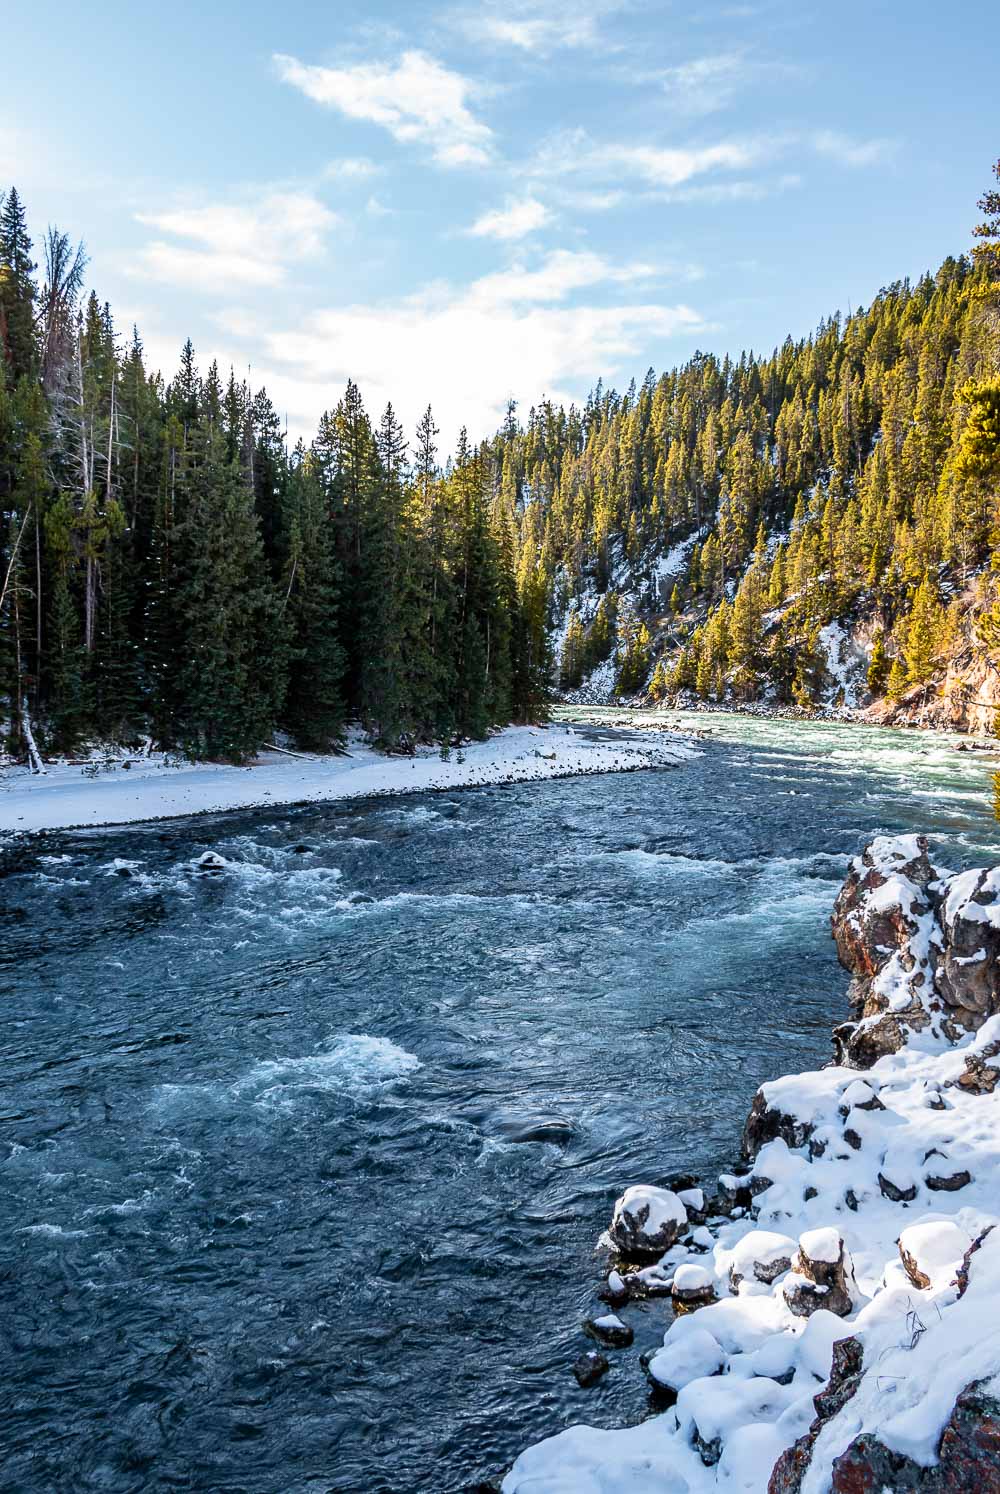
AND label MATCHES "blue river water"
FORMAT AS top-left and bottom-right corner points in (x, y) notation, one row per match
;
(3, 715), (1000, 1493)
